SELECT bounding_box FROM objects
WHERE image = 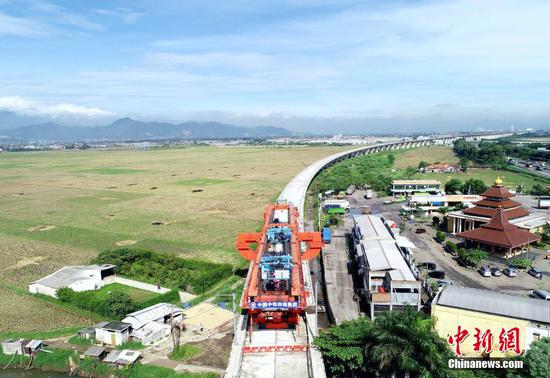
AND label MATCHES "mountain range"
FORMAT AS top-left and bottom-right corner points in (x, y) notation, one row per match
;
(0, 117), (297, 143)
